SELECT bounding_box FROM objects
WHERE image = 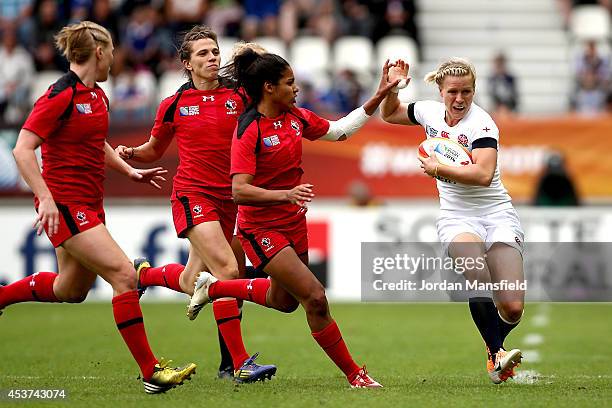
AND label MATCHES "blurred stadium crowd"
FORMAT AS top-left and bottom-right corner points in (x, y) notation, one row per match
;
(0, 0), (610, 126)
(0, 0), (420, 124)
